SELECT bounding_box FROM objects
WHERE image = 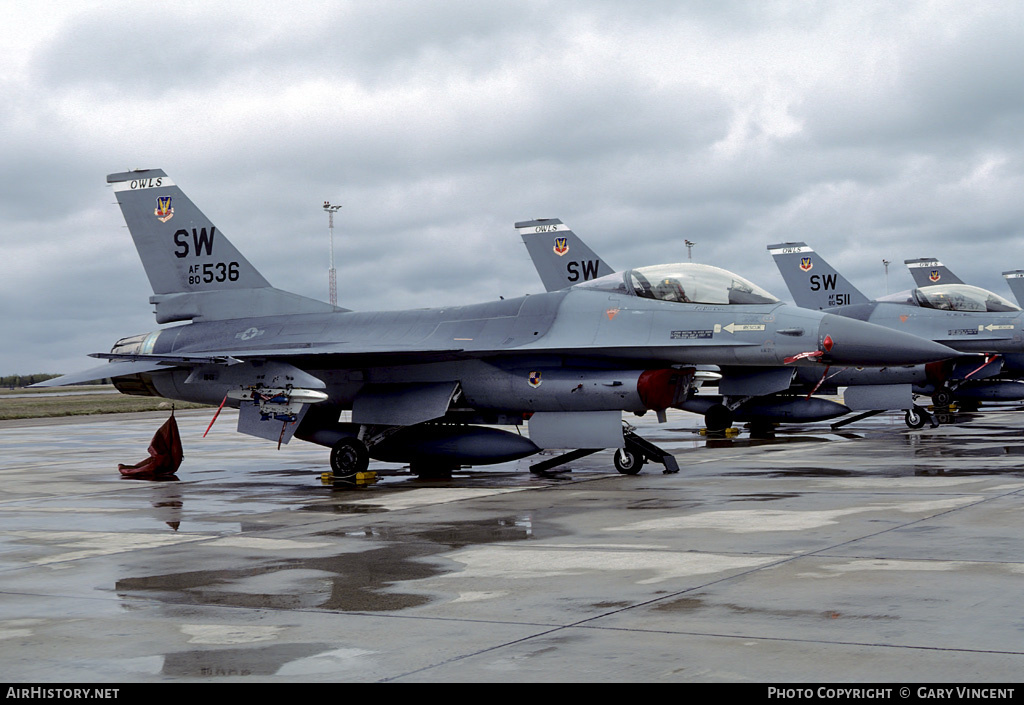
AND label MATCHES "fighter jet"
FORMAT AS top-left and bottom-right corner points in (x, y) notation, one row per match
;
(37, 170), (957, 478)
(519, 220), (860, 430)
(917, 260), (1024, 313)
(907, 257), (1024, 330)
(770, 242), (1024, 413)
(519, 222), (1000, 431)
(903, 259), (1024, 407)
